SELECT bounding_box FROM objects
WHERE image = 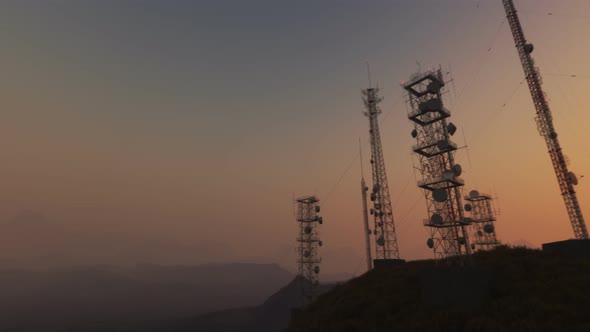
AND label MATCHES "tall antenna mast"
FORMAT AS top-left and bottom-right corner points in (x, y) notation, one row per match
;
(361, 86), (401, 260)
(502, 0), (588, 239)
(359, 139), (373, 271)
(402, 68), (472, 263)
